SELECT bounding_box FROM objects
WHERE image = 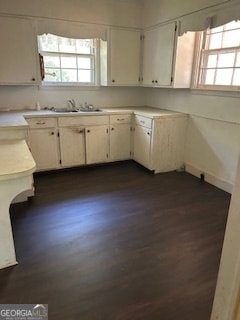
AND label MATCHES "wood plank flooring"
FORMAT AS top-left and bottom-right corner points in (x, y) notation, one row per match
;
(0, 161), (231, 320)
